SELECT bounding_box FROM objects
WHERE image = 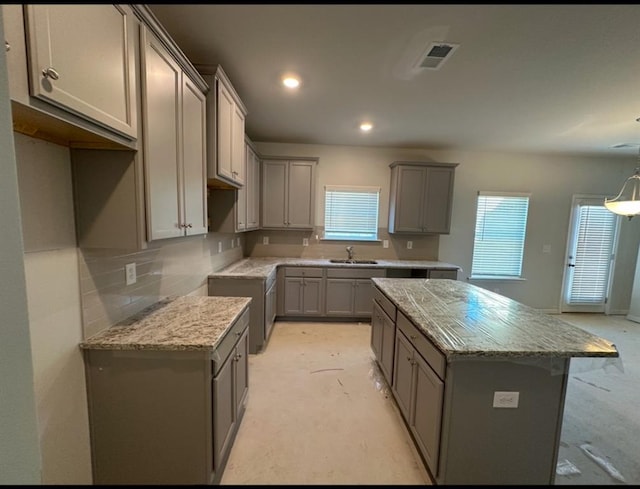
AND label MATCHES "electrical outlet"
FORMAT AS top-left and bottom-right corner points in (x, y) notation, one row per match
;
(407, 240), (413, 250)
(542, 244), (551, 254)
(125, 263), (136, 285)
(218, 242), (222, 253)
(237, 237), (241, 247)
(231, 239), (235, 248)
(263, 236), (269, 245)
(383, 239), (389, 248)
(493, 391), (519, 408)
(303, 238), (309, 246)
